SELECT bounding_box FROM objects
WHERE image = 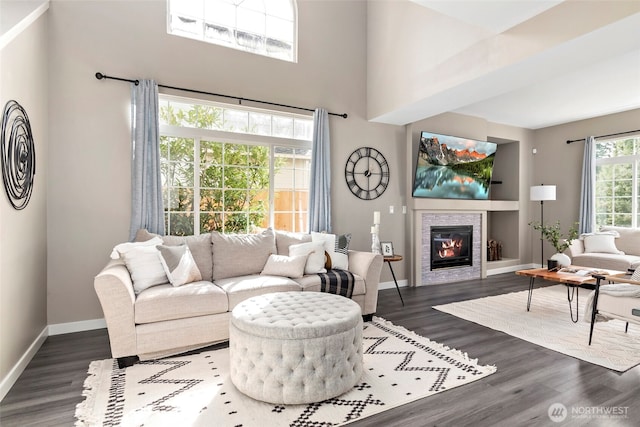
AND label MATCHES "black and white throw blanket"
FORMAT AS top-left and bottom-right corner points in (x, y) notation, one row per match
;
(317, 269), (355, 298)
